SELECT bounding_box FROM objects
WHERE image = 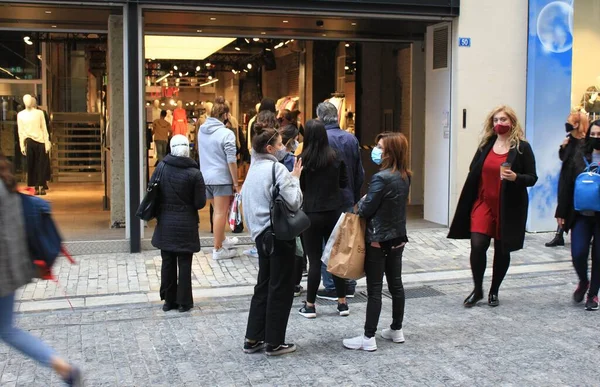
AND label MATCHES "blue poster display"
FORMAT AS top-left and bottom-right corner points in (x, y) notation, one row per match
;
(526, 0), (574, 232)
